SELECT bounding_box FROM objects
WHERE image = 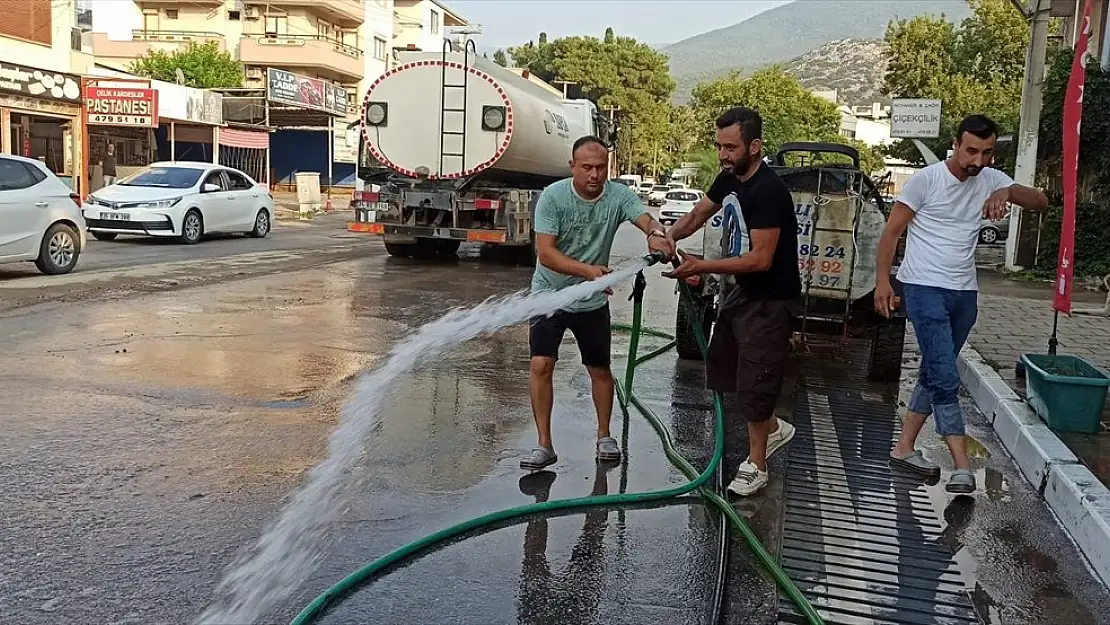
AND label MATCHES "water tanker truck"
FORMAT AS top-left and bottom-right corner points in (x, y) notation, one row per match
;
(348, 44), (612, 262)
